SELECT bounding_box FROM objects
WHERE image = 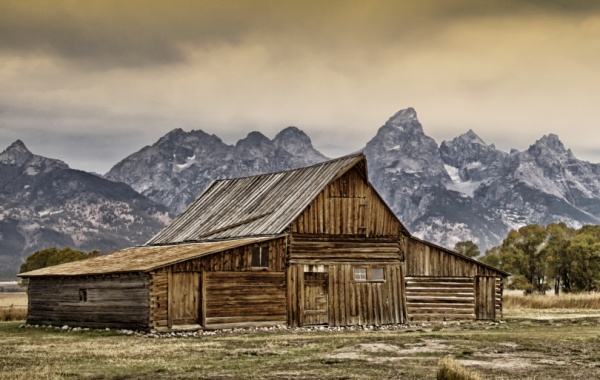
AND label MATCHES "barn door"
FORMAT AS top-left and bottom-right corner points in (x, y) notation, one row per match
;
(169, 272), (200, 326)
(303, 272), (329, 325)
(475, 276), (496, 320)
